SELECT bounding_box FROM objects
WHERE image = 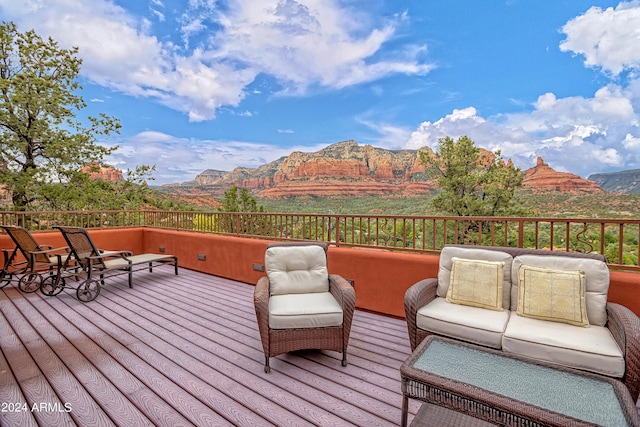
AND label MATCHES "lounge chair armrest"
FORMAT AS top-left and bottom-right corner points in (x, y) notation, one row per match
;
(404, 278), (438, 351)
(31, 246), (69, 255)
(607, 302), (640, 401)
(254, 276), (271, 353)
